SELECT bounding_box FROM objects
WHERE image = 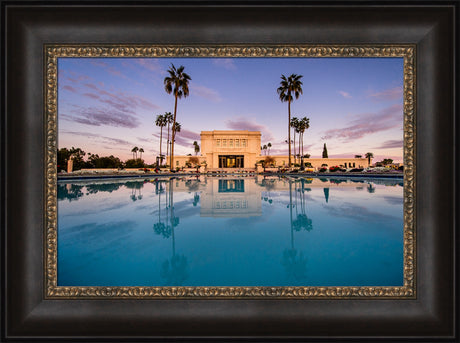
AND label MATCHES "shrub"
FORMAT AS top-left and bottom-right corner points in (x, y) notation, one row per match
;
(124, 158), (145, 168)
(264, 156), (275, 167)
(329, 166), (341, 172)
(319, 167), (327, 172)
(188, 156), (200, 166)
